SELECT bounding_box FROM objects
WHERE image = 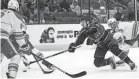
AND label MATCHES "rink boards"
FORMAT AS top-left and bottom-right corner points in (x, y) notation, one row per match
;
(27, 21), (139, 51)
